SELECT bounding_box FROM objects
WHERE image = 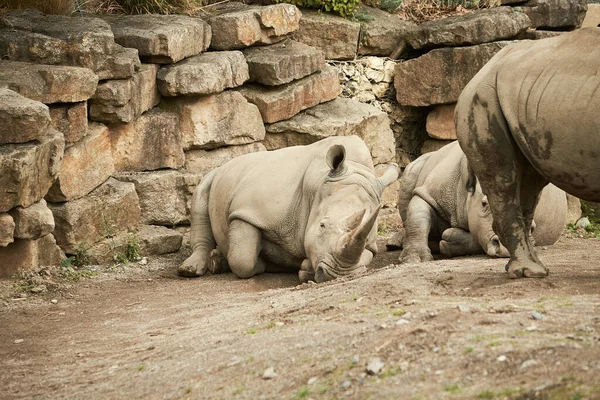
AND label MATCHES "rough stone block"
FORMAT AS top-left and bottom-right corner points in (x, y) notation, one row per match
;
(421, 139), (454, 155)
(236, 65), (341, 123)
(110, 109), (184, 172)
(115, 170), (202, 226)
(0, 213), (15, 247)
(357, 5), (416, 57)
(95, 45), (141, 80)
(0, 234), (65, 278)
(101, 14), (211, 63)
(206, 3), (301, 50)
(0, 88), (51, 145)
(46, 123), (115, 202)
(9, 199), (55, 240)
(266, 97), (395, 164)
(242, 39), (325, 86)
(157, 51), (249, 96)
(161, 91), (265, 150)
(87, 225), (183, 265)
(291, 9), (360, 61)
(583, 3), (600, 27)
(515, 29), (565, 40)
(0, 130), (64, 213)
(0, 61), (98, 104)
(48, 178), (141, 254)
(522, 0), (587, 29)
(89, 64), (160, 124)
(394, 41), (512, 106)
(426, 104), (457, 140)
(185, 142), (267, 175)
(48, 102), (88, 145)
